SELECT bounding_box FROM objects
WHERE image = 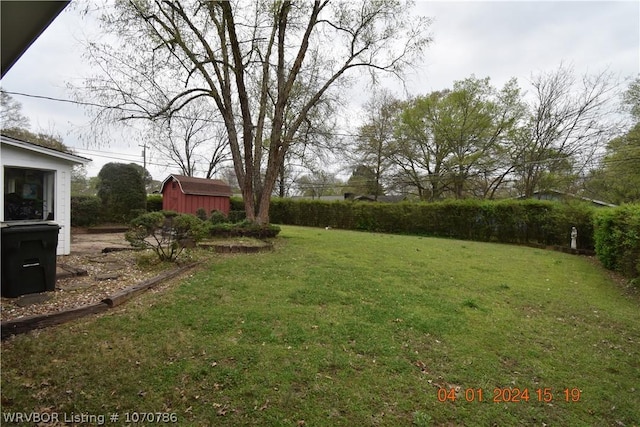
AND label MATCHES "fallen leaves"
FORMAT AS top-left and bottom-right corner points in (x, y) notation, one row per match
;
(414, 360), (429, 375)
